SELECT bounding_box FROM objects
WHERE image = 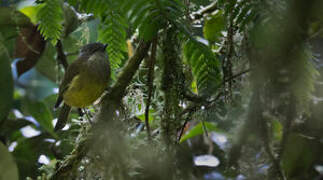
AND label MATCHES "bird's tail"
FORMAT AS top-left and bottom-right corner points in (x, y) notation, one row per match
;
(54, 103), (71, 131)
